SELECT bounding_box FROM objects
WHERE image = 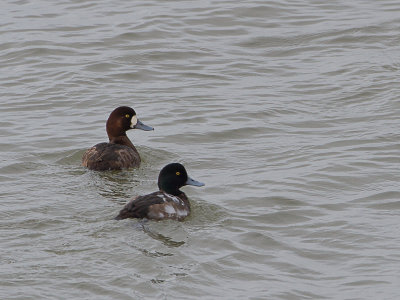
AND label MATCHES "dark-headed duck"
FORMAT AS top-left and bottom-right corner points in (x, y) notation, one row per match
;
(82, 106), (153, 171)
(115, 163), (204, 221)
